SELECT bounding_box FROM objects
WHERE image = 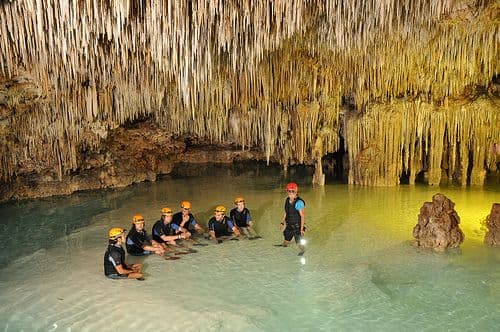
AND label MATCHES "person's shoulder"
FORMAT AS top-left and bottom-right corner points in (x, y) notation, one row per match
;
(295, 199), (305, 210)
(244, 207), (250, 213)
